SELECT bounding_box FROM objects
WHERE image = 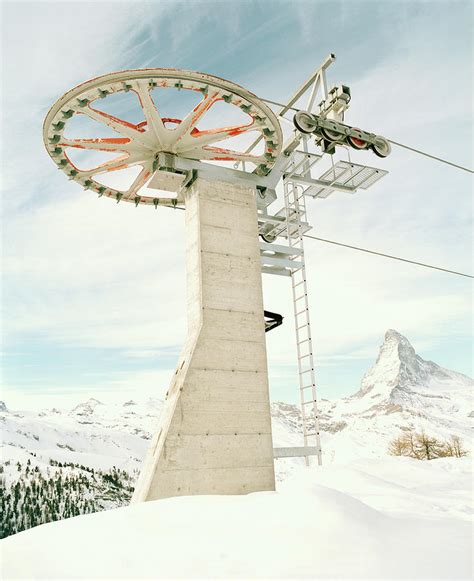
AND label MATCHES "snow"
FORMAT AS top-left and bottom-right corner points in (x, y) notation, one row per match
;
(2, 456), (472, 579)
(1, 329), (473, 578)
